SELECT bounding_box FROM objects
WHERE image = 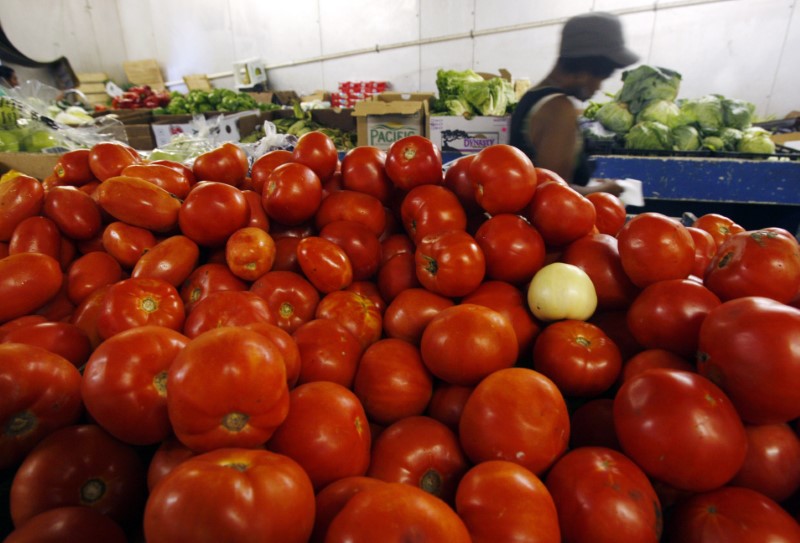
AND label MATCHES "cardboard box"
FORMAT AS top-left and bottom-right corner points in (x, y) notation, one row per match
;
(123, 59), (166, 91)
(353, 93), (433, 150)
(0, 152), (61, 180)
(125, 124), (156, 151)
(272, 91), (300, 106)
(246, 92), (275, 105)
(429, 115), (511, 154)
(311, 108), (355, 132)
